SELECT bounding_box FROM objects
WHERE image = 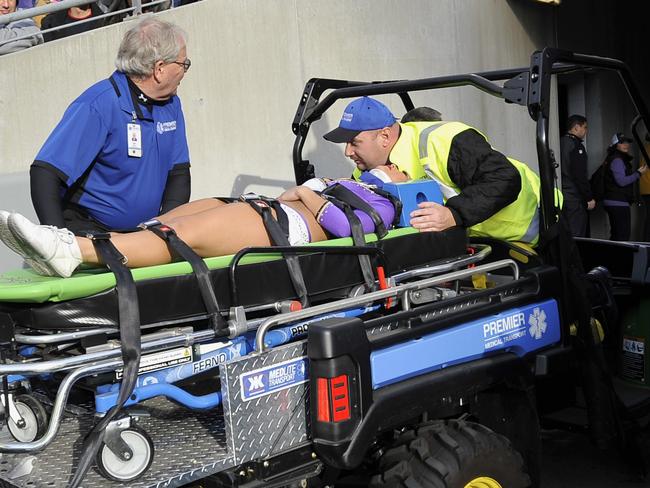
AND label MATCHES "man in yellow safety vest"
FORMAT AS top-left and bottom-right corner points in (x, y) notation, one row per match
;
(324, 96), (541, 245)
